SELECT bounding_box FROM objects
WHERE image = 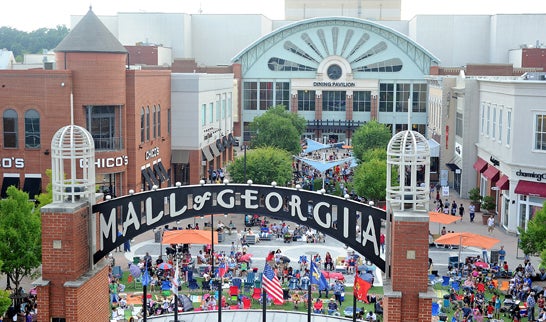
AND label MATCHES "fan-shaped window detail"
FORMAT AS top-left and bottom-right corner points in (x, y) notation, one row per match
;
(352, 41), (388, 63)
(331, 27), (339, 55)
(284, 41), (319, 63)
(317, 29), (330, 56)
(354, 58), (403, 72)
(268, 58), (316, 71)
(24, 109), (40, 148)
(348, 34), (370, 57)
(301, 33), (323, 59)
(340, 29), (354, 56)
